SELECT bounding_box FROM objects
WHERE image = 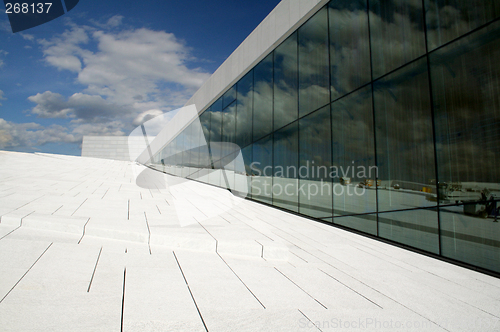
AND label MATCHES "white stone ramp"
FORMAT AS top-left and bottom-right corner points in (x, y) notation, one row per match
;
(0, 151), (500, 331)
